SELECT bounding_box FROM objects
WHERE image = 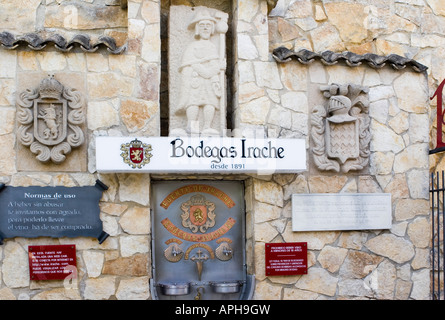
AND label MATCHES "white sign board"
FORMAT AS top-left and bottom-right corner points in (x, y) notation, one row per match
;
(292, 193), (392, 231)
(96, 136), (306, 174)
